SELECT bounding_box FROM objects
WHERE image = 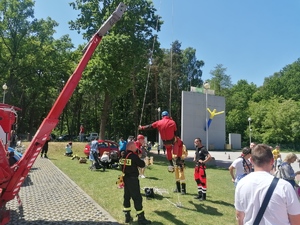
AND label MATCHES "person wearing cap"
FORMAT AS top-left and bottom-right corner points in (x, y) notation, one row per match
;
(135, 134), (147, 178)
(120, 141), (151, 224)
(229, 147), (252, 186)
(138, 110), (183, 171)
